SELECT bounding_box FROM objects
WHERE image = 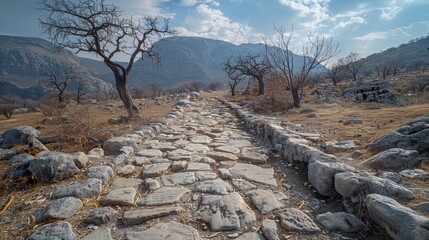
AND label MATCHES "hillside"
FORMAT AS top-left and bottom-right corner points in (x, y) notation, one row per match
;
(0, 35), (111, 97)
